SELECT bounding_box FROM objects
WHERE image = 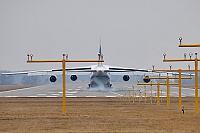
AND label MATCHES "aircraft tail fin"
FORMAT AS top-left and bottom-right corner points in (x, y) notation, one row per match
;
(98, 38), (102, 60)
(98, 38), (103, 66)
(99, 44), (102, 56)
